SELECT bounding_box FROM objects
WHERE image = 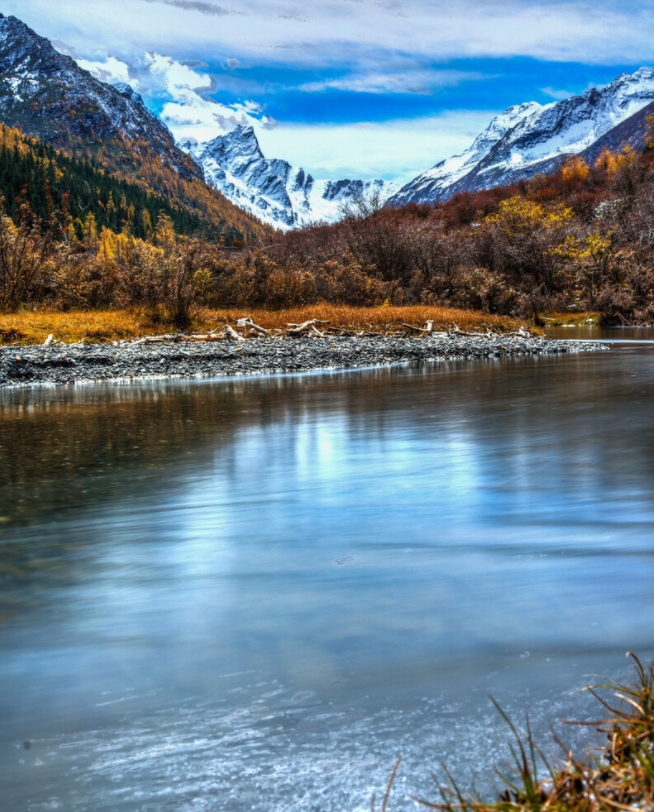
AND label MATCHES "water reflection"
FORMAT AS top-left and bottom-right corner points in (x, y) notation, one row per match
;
(1, 349), (654, 811)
